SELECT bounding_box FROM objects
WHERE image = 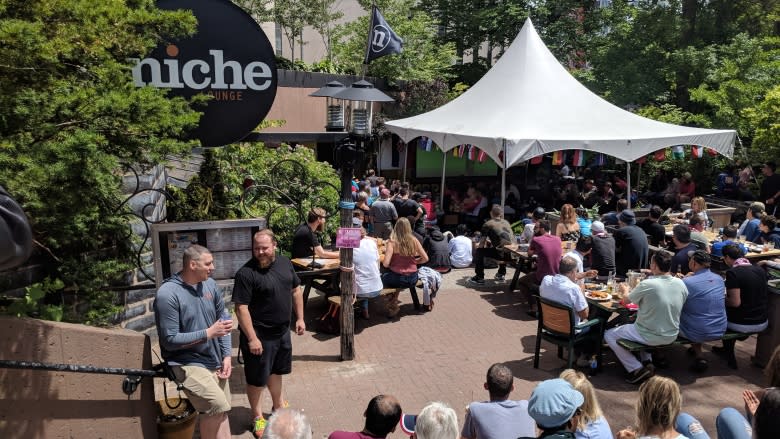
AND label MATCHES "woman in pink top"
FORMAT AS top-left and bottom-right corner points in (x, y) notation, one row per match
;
(382, 218), (429, 312)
